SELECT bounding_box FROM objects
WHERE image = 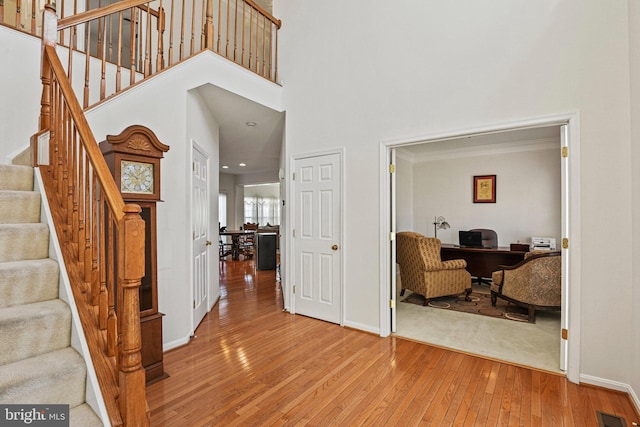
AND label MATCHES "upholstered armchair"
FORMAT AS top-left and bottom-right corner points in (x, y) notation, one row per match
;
(396, 232), (471, 305)
(491, 251), (561, 323)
